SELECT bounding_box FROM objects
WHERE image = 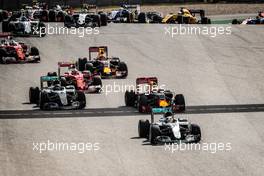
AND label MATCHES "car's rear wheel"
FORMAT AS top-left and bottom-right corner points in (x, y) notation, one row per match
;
(138, 12), (146, 23)
(149, 124), (161, 145)
(85, 63), (94, 73)
(138, 119), (150, 138)
(49, 10), (56, 22)
(190, 124), (201, 143)
(92, 76), (102, 93)
(125, 90), (135, 106)
(174, 94), (185, 112)
(30, 47), (39, 56)
(0, 48), (7, 64)
(118, 62), (128, 78)
(77, 58), (88, 71)
(138, 95), (148, 113)
(39, 92), (48, 110)
(77, 91), (86, 109)
(29, 87), (40, 104)
(100, 13), (108, 26)
(2, 20), (10, 32)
